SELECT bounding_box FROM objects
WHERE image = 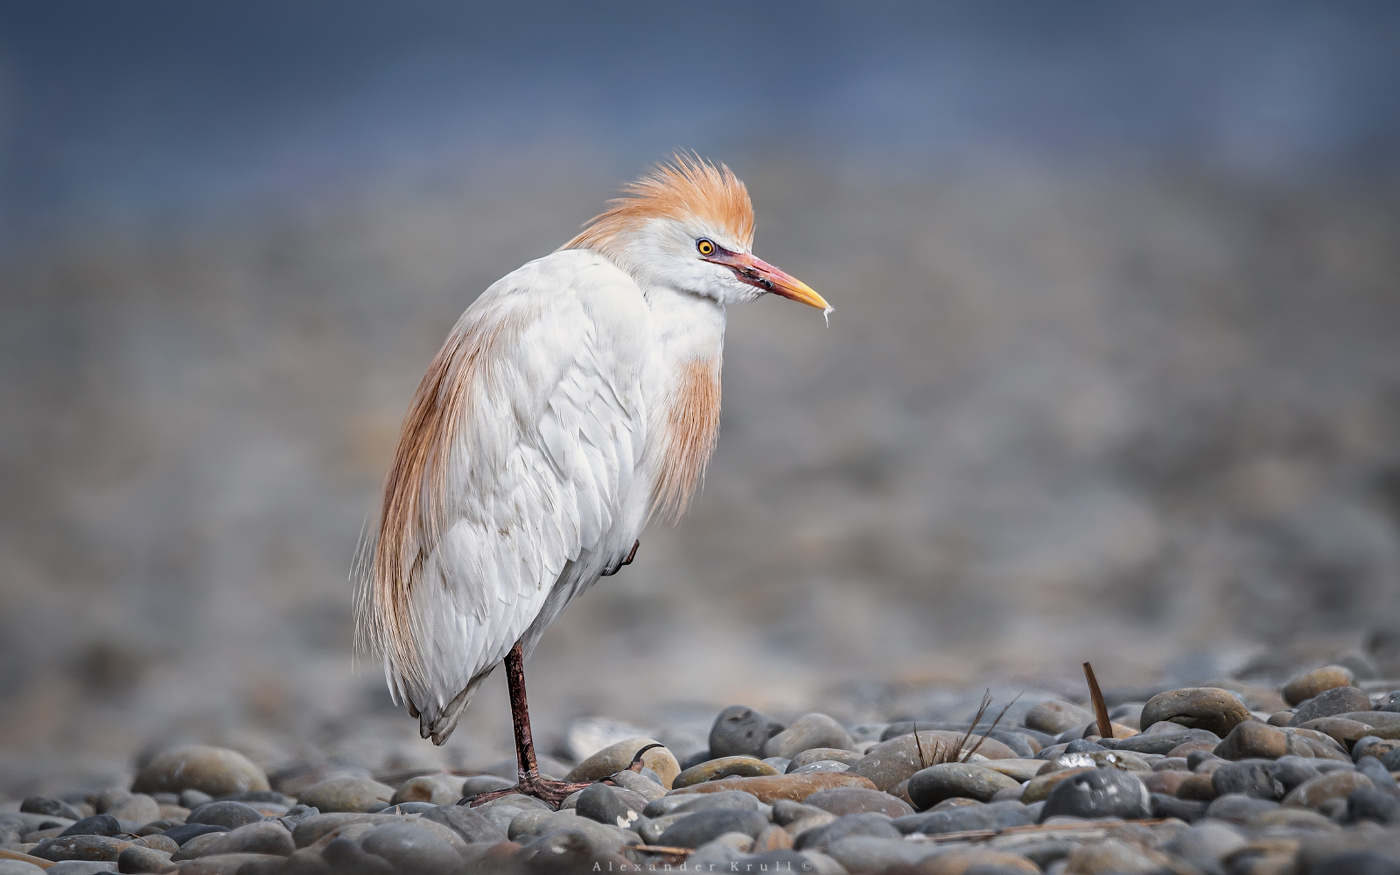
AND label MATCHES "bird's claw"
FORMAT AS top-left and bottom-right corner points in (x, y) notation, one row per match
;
(460, 773), (602, 809)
